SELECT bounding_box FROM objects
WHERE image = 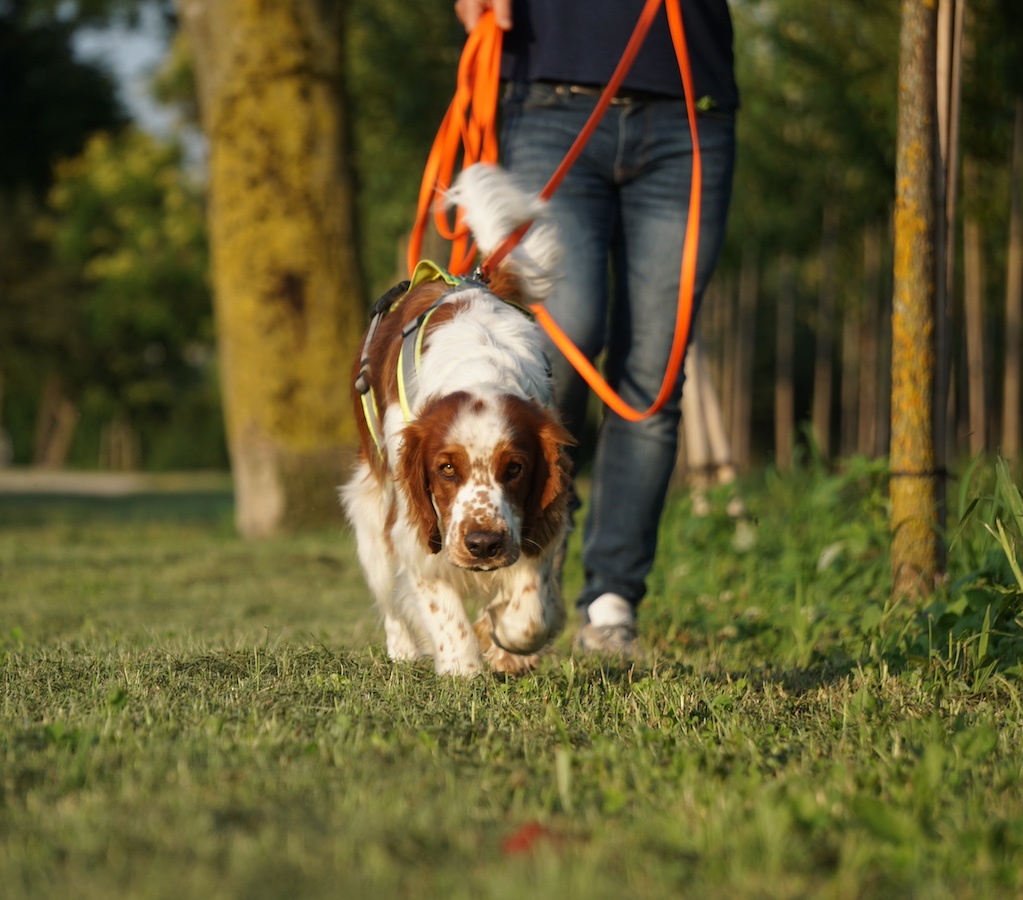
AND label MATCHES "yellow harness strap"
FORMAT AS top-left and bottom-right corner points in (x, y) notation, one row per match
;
(356, 261), (465, 457)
